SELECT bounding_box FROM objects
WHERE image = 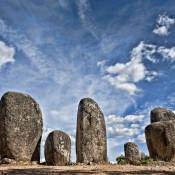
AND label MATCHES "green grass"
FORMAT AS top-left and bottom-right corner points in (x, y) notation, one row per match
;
(116, 154), (154, 165)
